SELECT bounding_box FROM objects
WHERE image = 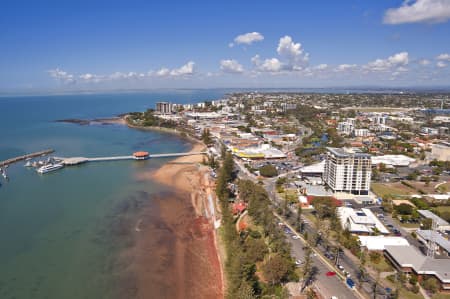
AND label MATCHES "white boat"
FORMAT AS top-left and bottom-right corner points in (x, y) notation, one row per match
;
(37, 163), (64, 174)
(24, 161), (32, 167)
